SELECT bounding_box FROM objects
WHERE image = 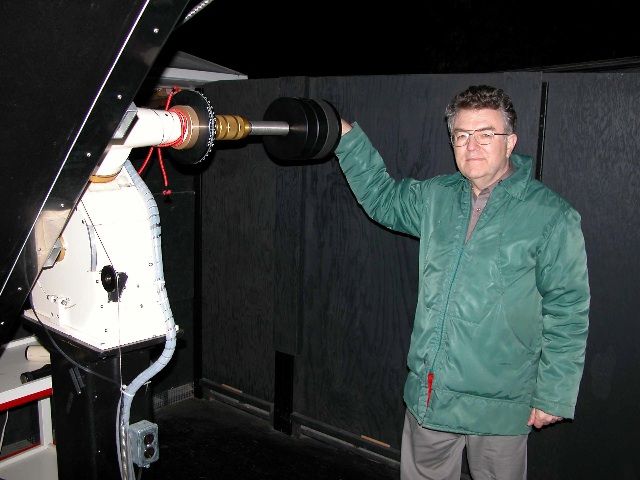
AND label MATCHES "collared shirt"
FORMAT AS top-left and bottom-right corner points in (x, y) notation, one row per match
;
(465, 162), (514, 242)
